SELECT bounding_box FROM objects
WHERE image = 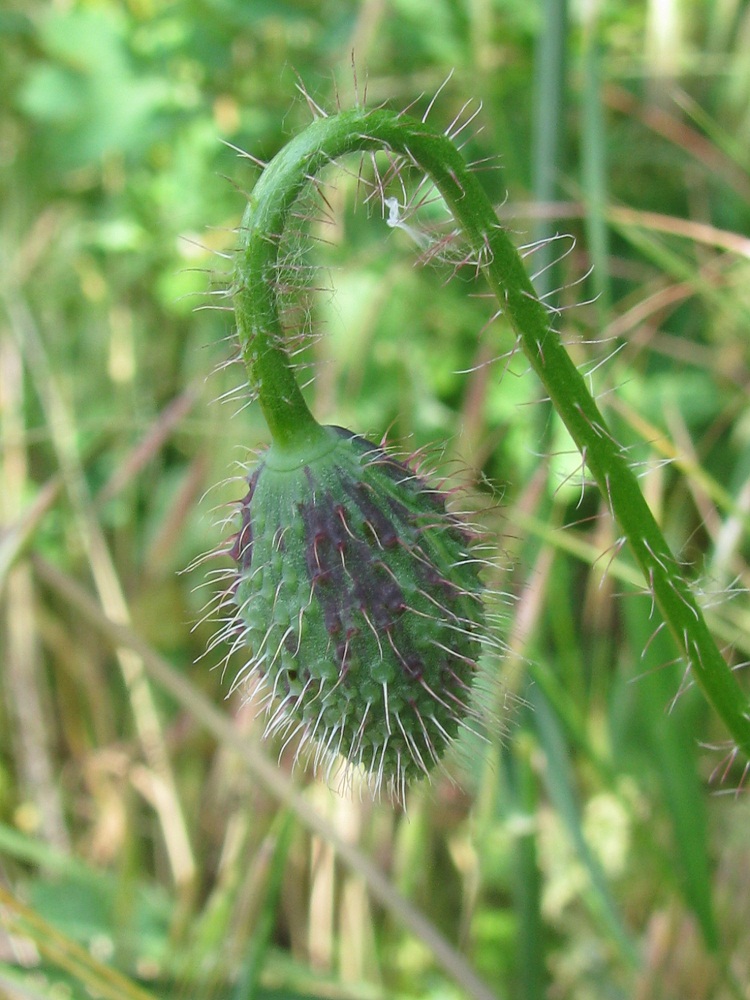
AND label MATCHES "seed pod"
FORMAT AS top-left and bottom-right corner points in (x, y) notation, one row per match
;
(228, 424), (487, 797)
